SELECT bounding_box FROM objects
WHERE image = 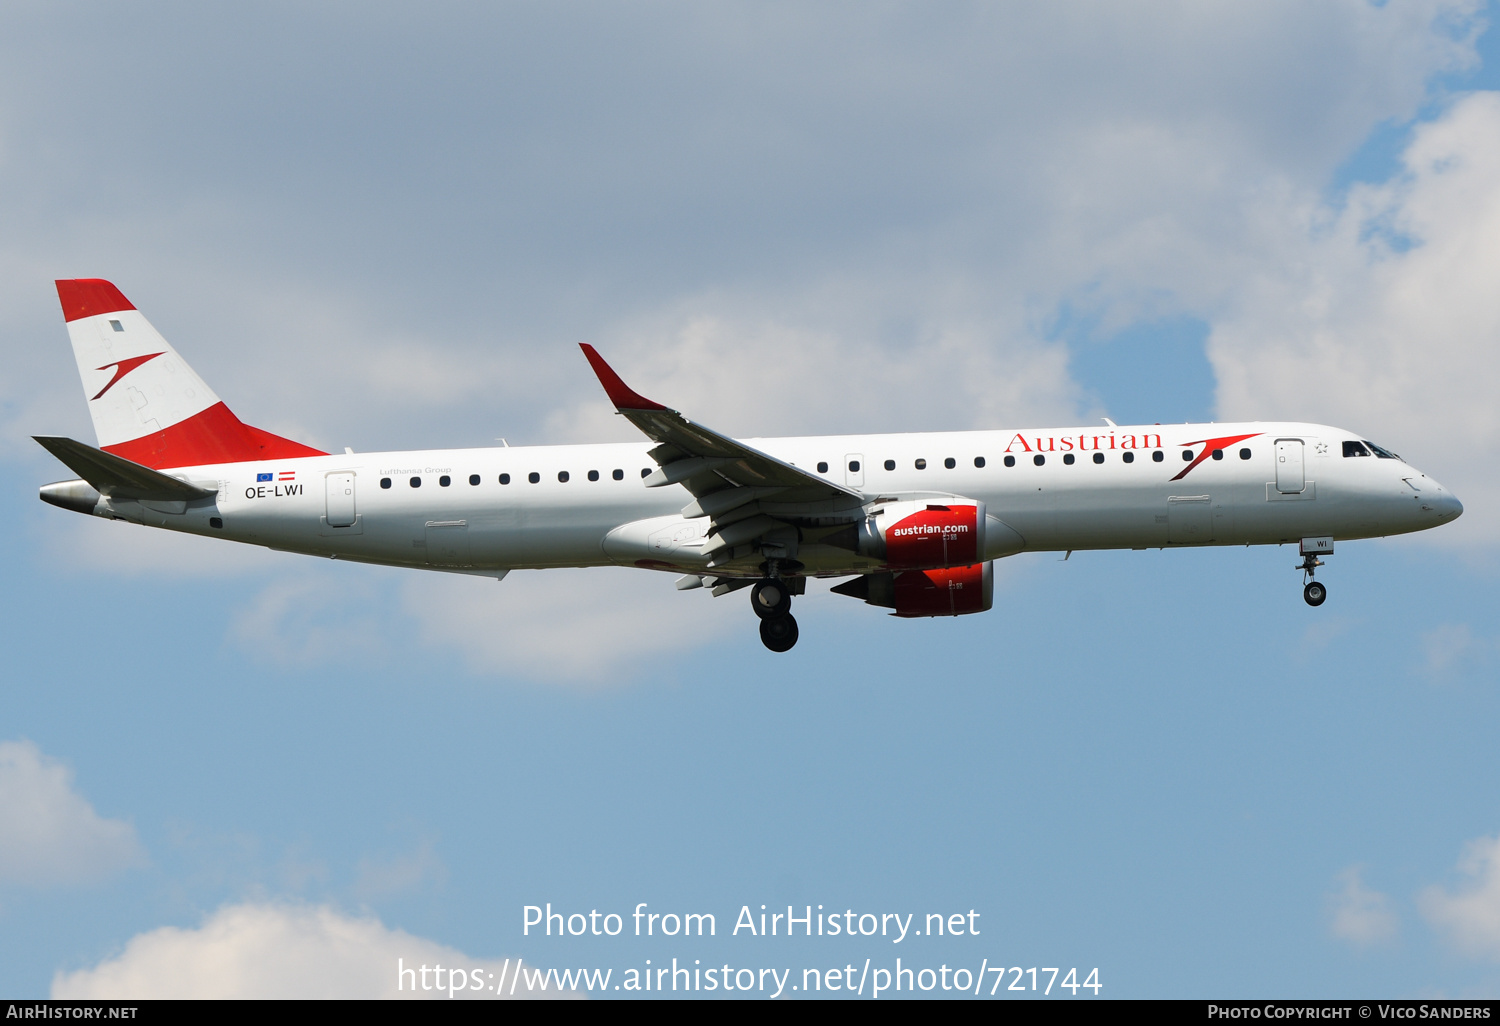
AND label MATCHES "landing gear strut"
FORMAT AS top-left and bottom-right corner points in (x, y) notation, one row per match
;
(1297, 552), (1327, 607)
(751, 571), (798, 651)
